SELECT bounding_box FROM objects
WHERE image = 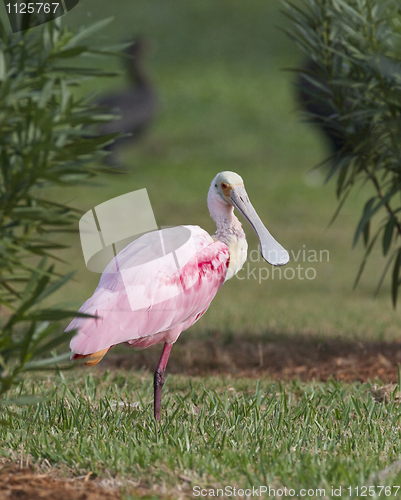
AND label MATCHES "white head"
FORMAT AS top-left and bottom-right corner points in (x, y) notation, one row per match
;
(207, 171), (244, 220)
(208, 171), (289, 266)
